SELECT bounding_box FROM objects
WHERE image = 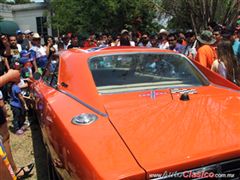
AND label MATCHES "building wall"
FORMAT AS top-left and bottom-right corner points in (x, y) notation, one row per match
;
(13, 9), (45, 33)
(0, 3), (14, 20)
(0, 3), (52, 36)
